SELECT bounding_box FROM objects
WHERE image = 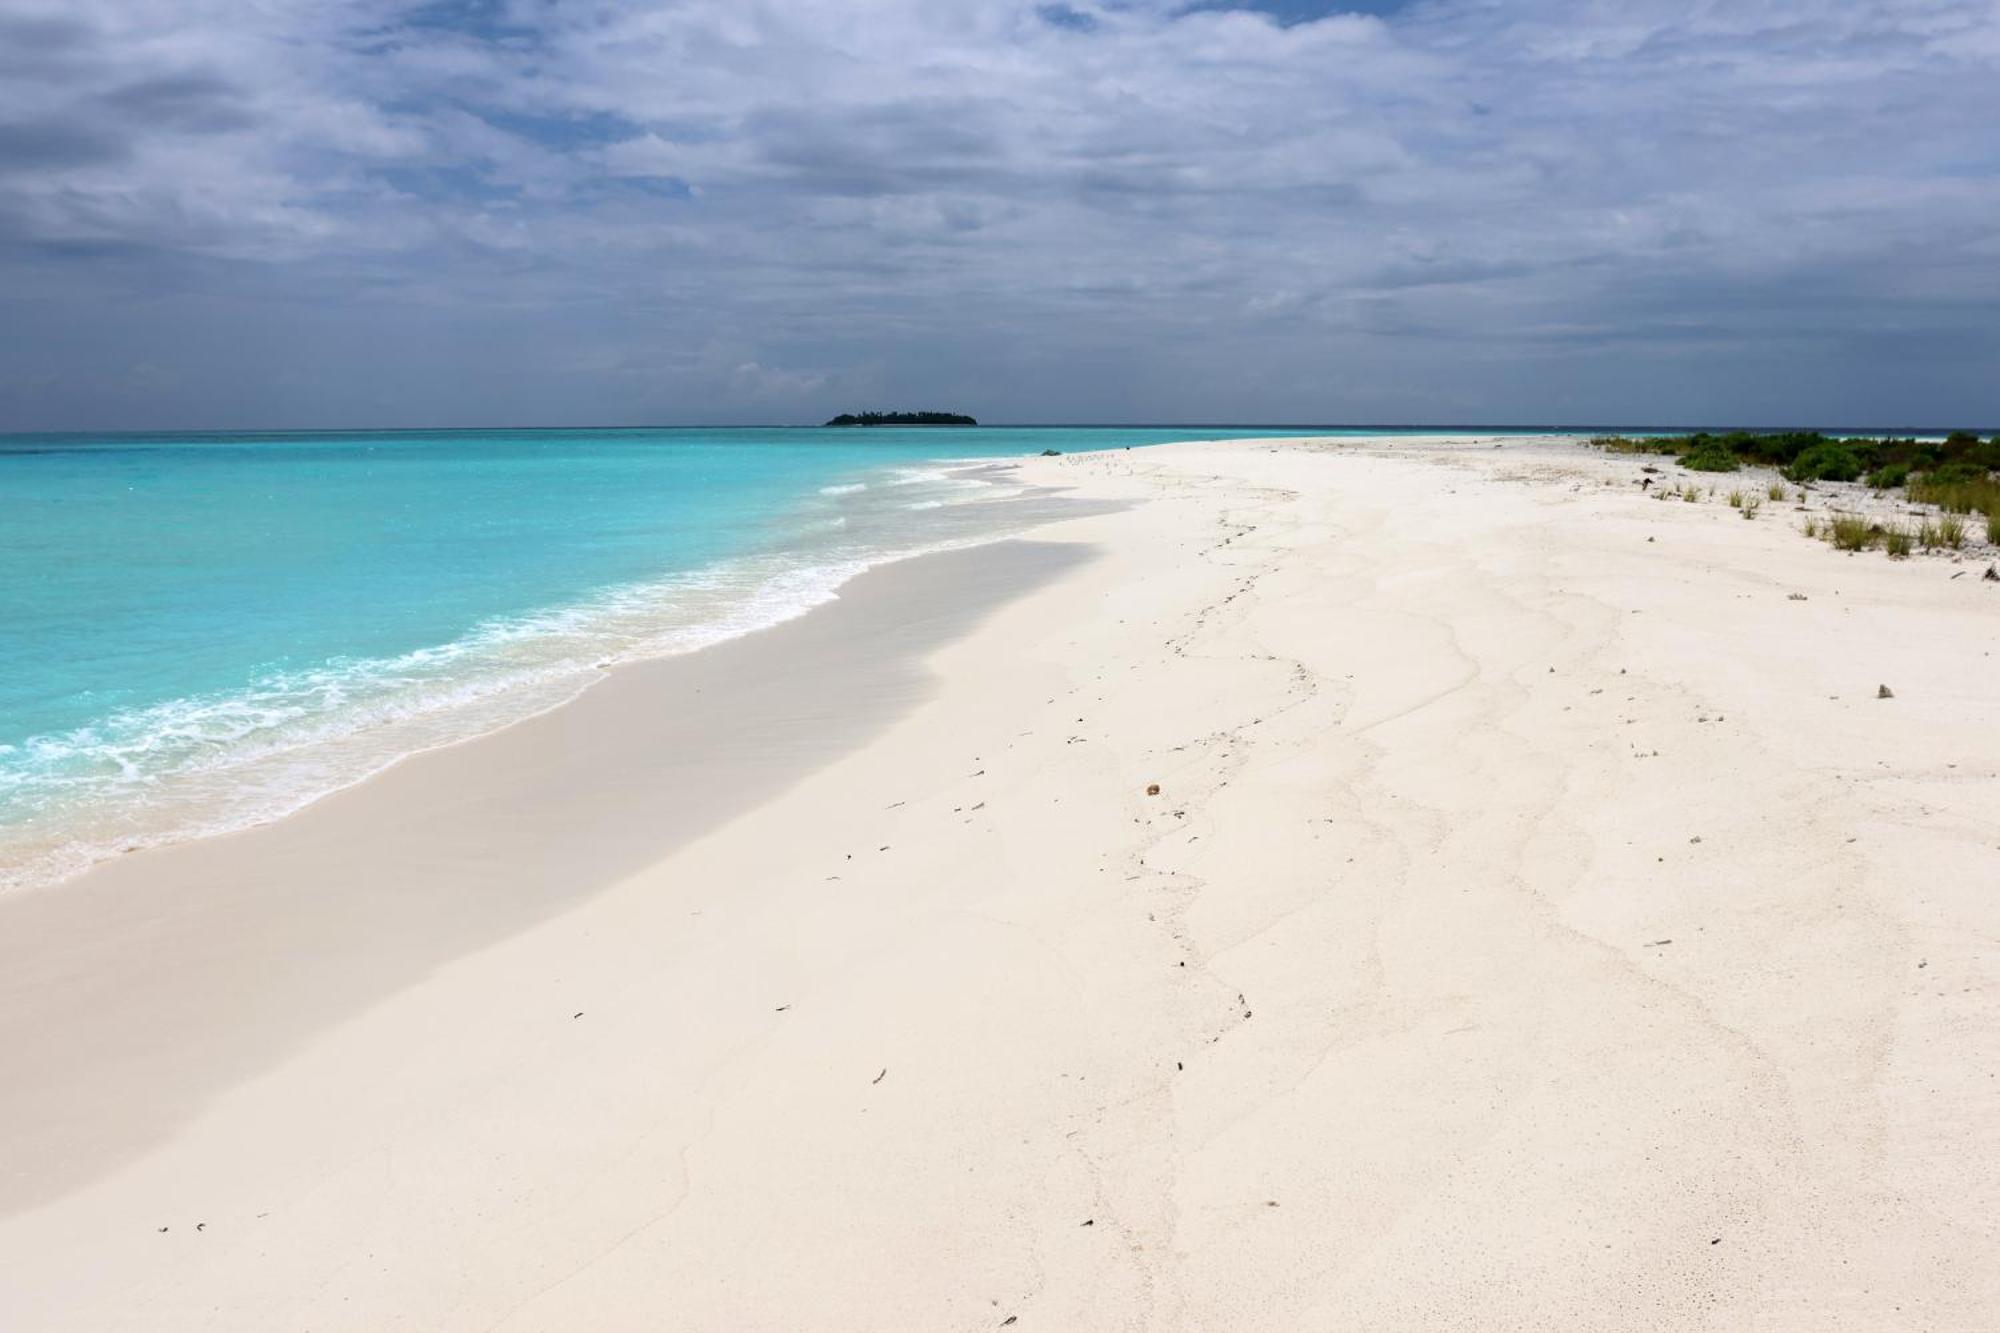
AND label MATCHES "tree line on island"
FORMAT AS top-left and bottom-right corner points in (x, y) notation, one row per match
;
(824, 411), (977, 426)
